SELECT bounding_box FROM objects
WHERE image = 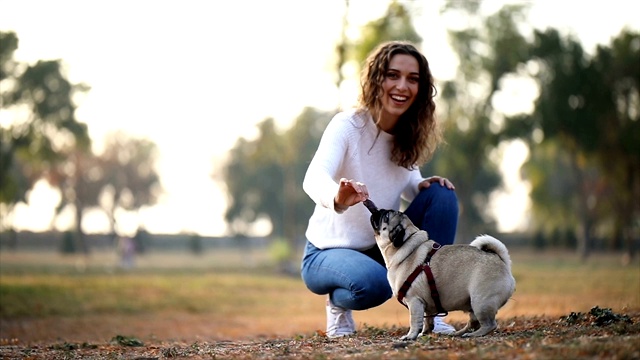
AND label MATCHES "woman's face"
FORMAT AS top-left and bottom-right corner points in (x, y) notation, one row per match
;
(379, 53), (419, 131)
